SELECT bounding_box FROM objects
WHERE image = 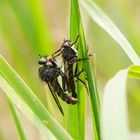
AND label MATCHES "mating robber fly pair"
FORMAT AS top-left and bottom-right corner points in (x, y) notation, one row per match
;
(38, 35), (88, 115)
